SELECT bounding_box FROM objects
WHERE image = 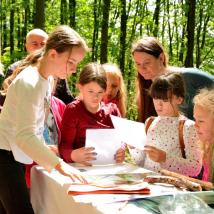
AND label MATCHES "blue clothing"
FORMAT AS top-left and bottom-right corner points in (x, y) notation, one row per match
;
(179, 68), (214, 119)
